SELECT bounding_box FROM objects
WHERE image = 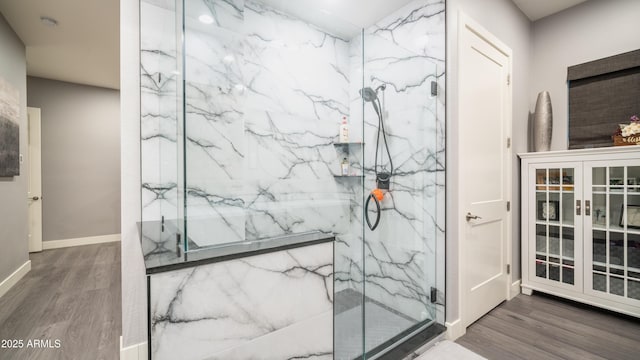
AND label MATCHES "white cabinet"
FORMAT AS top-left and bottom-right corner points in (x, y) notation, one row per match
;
(520, 147), (640, 317)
